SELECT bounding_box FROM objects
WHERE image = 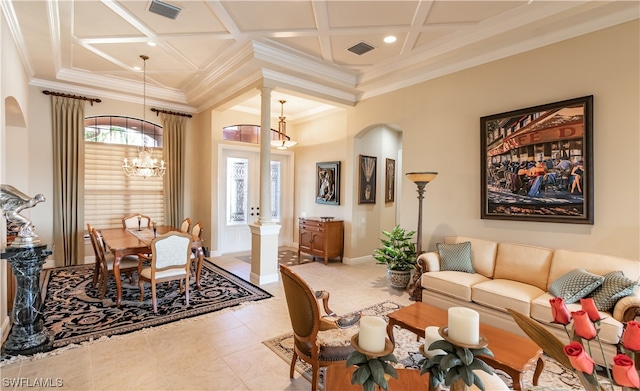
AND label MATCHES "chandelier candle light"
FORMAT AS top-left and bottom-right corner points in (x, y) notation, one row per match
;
(122, 55), (166, 178)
